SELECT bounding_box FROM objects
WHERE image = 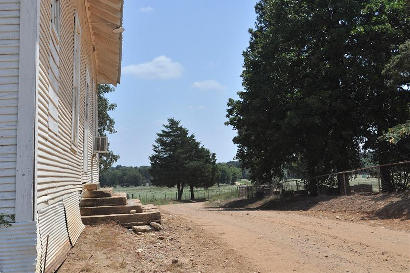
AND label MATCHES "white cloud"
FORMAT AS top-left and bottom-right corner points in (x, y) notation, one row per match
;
(139, 6), (154, 13)
(192, 80), (225, 91)
(123, 56), (183, 80)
